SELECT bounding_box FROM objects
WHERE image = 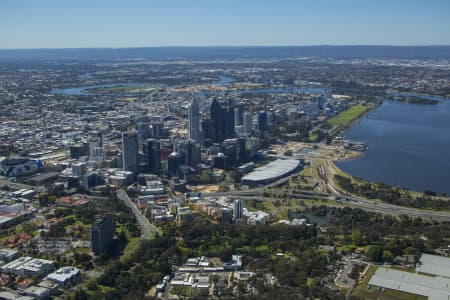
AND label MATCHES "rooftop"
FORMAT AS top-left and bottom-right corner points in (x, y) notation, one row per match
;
(369, 267), (450, 300)
(241, 159), (301, 182)
(46, 266), (80, 283)
(417, 253), (450, 278)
